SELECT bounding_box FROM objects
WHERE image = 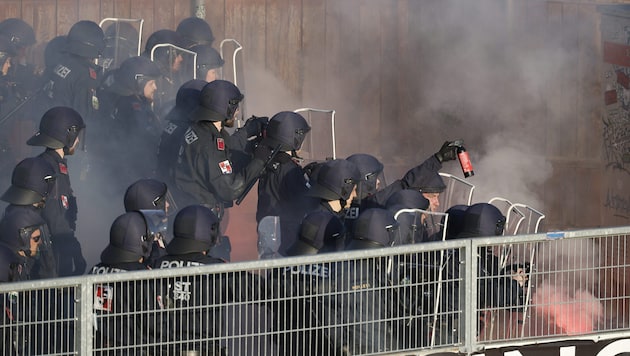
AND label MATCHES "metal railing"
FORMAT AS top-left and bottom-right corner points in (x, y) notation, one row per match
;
(1, 227), (629, 355)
